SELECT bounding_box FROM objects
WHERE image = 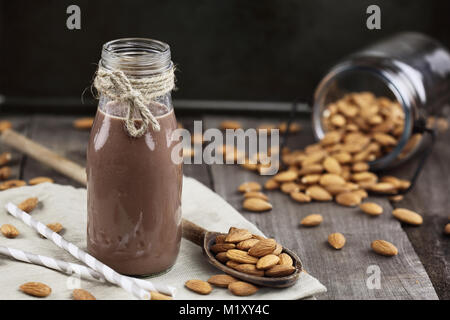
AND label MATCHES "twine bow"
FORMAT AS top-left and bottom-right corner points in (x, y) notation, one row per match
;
(93, 65), (175, 137)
